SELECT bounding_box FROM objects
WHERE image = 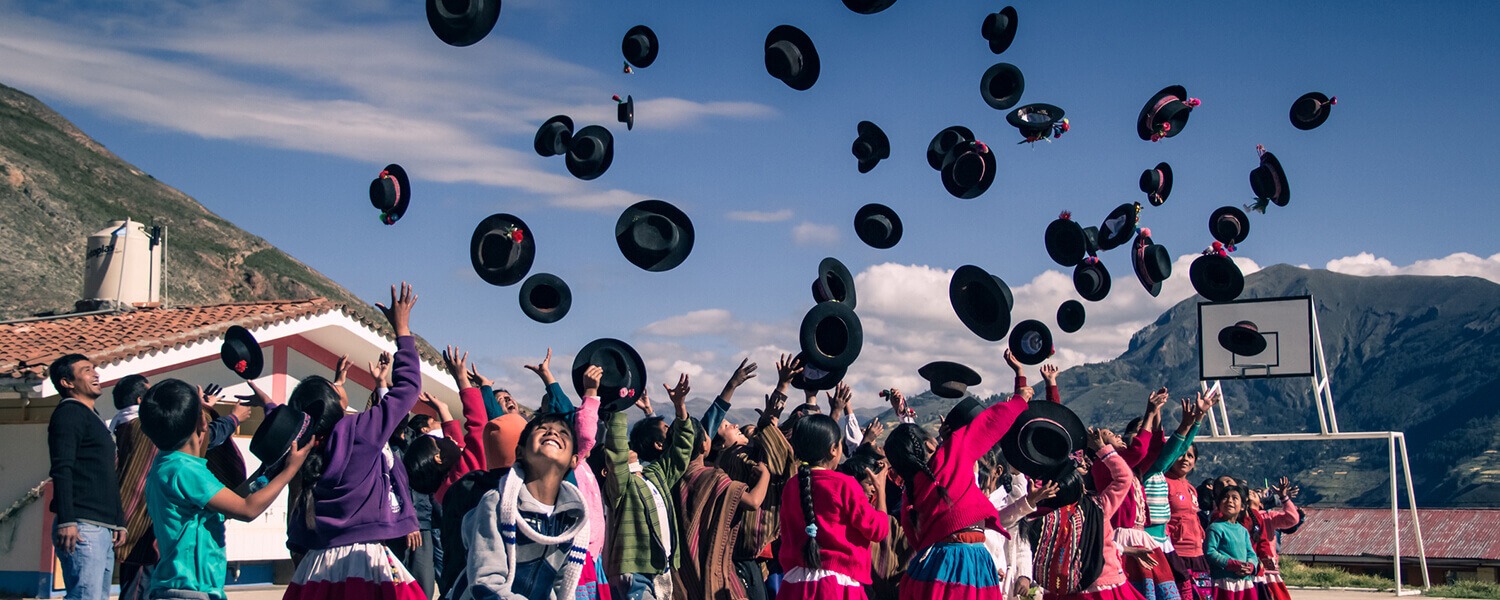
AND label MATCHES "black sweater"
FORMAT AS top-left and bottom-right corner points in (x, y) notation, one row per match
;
(48, 400), (125, 529)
